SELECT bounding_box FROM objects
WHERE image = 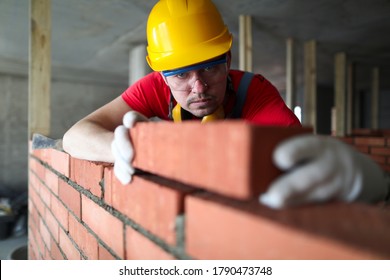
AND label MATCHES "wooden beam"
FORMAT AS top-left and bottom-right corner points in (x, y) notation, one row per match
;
(371, 67), (380, 129)
(239, 15), (252, 72)
(303, 40), (317, 132)
(346, 62), (355, 135)
(334, 52), (347, 137)
(29, 0), (51, 139)
(286, 37), (295, 109)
